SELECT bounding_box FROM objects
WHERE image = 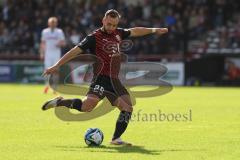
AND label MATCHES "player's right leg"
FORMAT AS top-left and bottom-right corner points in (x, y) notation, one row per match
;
(43, 56), (61, 94)
(43, 85), (49, 94)
(41, 94), (101, 112)
(43, 58), (53, 94)
(42, 75), (104, 111)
